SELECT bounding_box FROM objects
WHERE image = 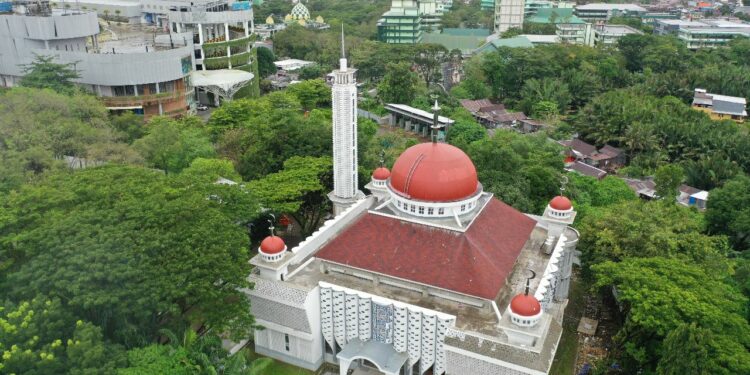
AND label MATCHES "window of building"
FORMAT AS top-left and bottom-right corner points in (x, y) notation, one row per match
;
(410, 205), (415, 213)
(461, 204), (466, 211)
(438, 208), (444, 215)
(427, 208), (434, 215)
(418, 206), (425, 215)
(284, 334), (290, 351)
(397, 201), (401, 207)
